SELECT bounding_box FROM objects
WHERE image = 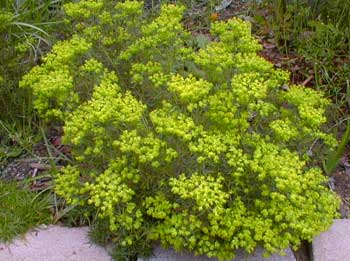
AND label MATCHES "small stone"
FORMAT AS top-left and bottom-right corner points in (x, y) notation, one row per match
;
(275, 63), (282, 68)
(313, 219), (350, 261)
(281, 84), (289, 91)
(0, 225), (112, 261)
(138, 245), (296, 261)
